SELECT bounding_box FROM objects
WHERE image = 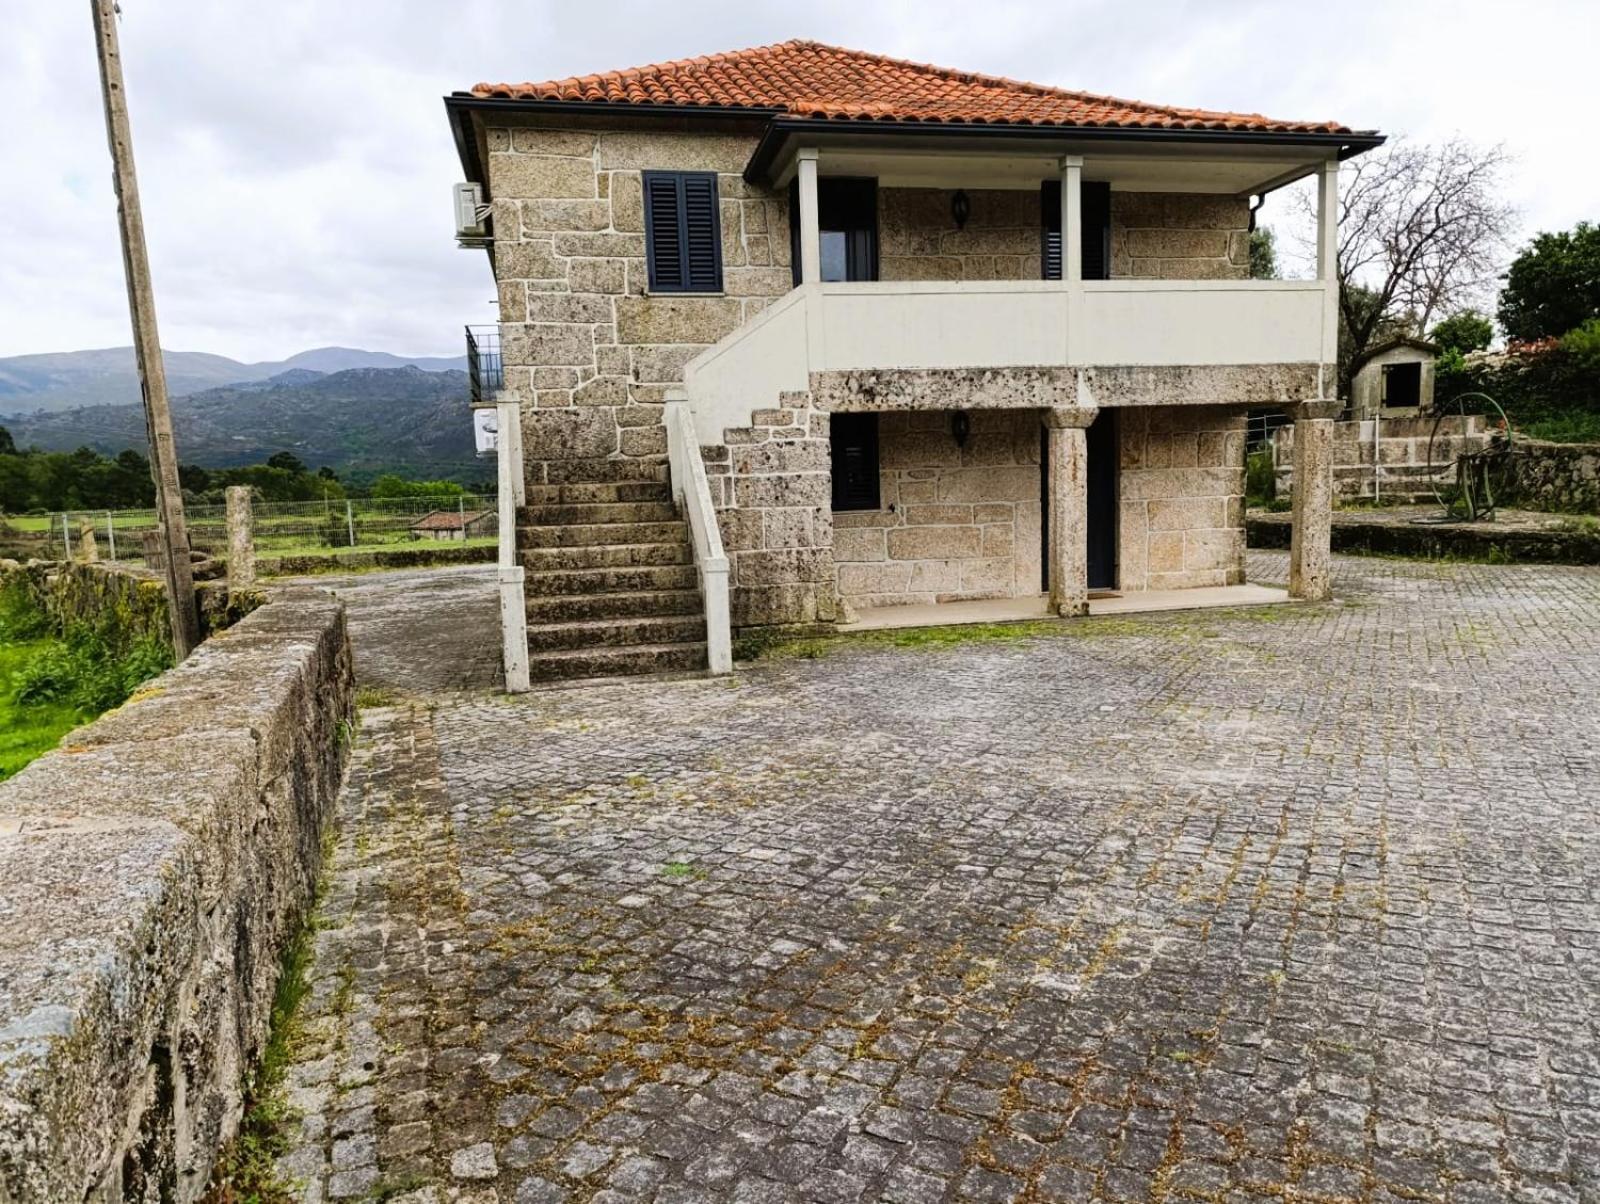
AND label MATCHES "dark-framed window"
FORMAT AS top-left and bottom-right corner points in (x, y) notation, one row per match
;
(830, 412), (881, 512)
(1041, 180), (1111, 281)
(643, 170), (723, 293)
